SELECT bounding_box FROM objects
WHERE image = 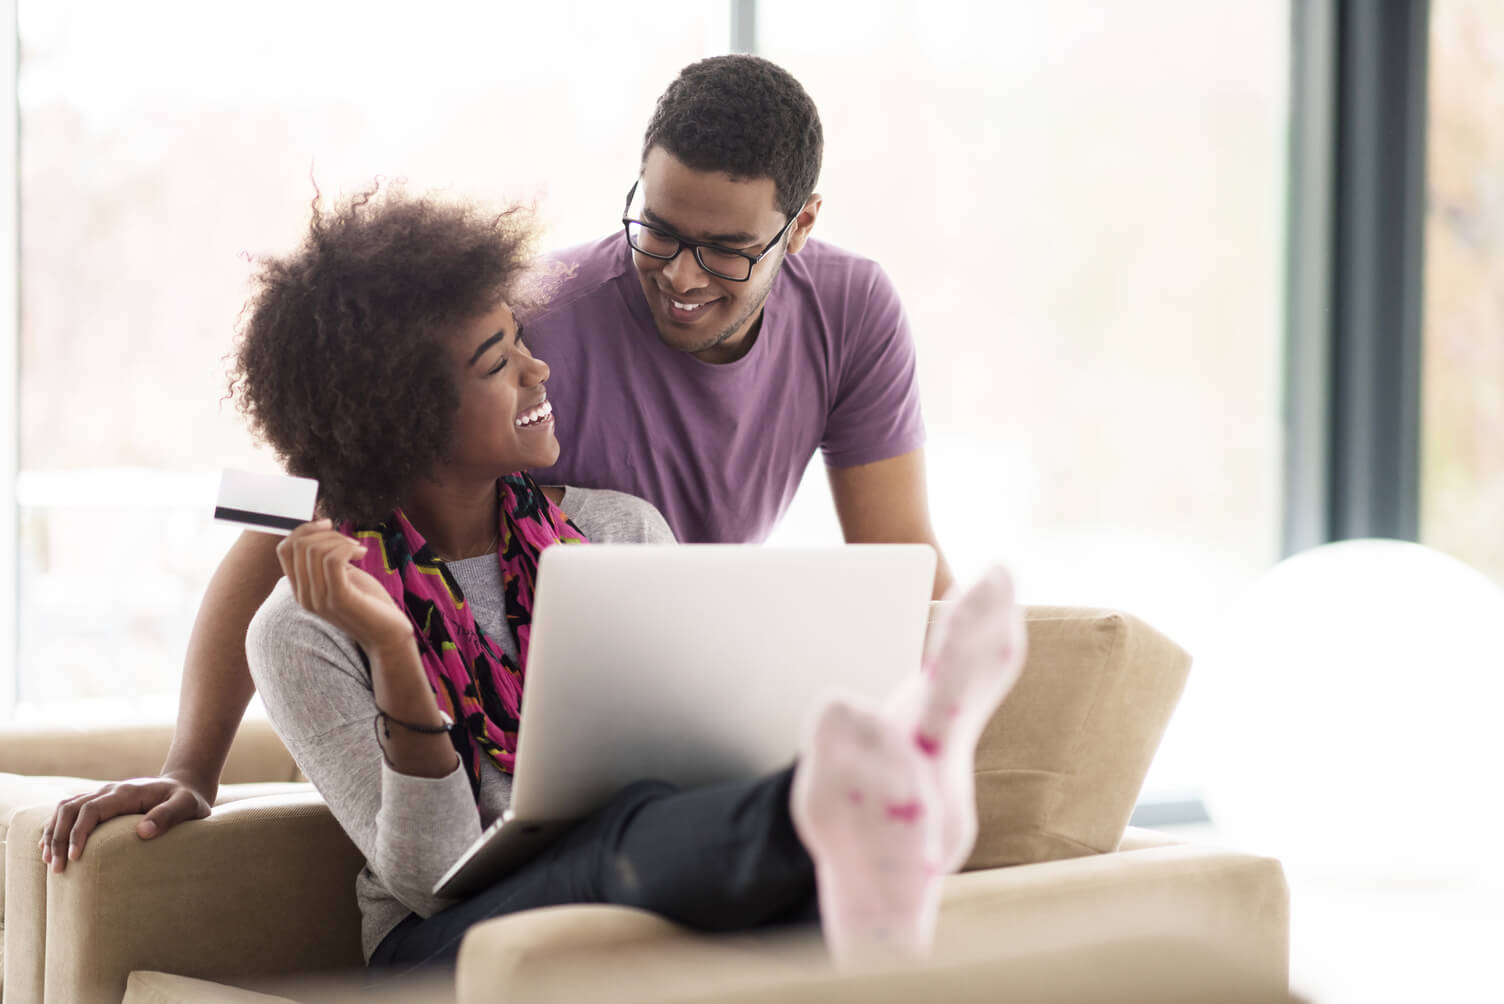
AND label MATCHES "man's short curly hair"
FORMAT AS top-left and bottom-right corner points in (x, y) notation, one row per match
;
(642, 55), (823, 218)
(229, 184), (536, 524)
